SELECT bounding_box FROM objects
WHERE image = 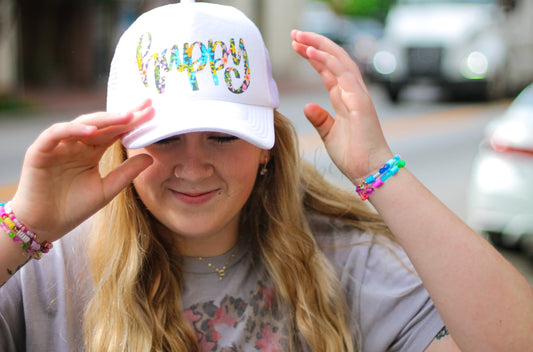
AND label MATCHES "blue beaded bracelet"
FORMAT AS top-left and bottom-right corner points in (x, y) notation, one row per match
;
(356, 155), (405, 200)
